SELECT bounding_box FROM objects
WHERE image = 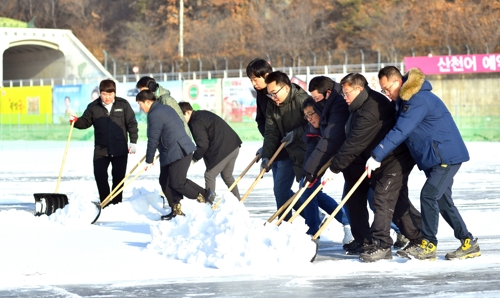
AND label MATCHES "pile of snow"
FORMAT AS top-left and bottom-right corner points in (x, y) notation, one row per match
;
(147, 192), (317, 269)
